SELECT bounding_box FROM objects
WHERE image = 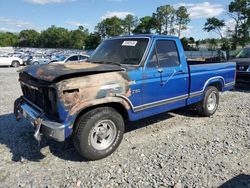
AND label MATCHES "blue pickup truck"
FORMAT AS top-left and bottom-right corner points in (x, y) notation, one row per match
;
(14, 35), (236, 160)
